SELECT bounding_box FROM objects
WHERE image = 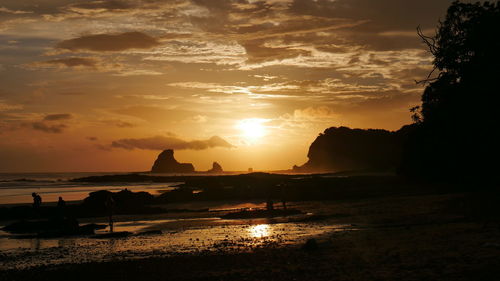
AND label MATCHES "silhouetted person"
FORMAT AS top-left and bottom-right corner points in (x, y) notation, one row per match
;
(279, 183), (287, 210)
(266, 196), (274, 211)
(57, 196), (66, 208)
(57, 196), (66, 219)
(105, 194), (115, 232)
(32, 192), (42, 209)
